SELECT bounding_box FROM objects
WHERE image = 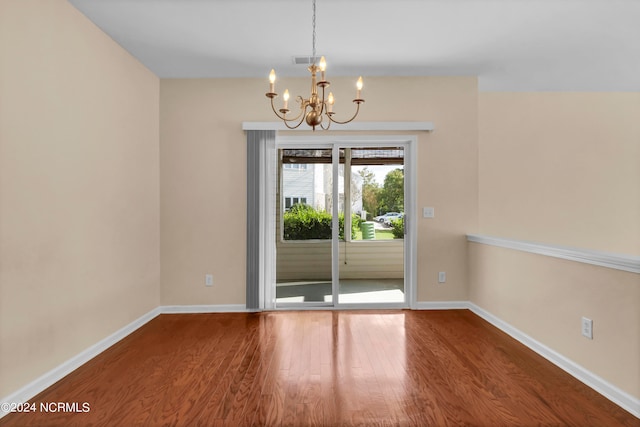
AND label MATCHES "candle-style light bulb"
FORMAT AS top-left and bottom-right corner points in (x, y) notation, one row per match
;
(283, 89), (290, 110)
(327, 92), (334, 113)
(269, 69), (276, 93)
(319, 56), (327, 81)
(356, 76), (363, 99)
